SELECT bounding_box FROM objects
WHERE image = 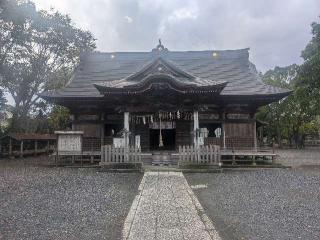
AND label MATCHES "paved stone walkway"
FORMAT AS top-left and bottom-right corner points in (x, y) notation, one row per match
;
(122, 172), (221, 240)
